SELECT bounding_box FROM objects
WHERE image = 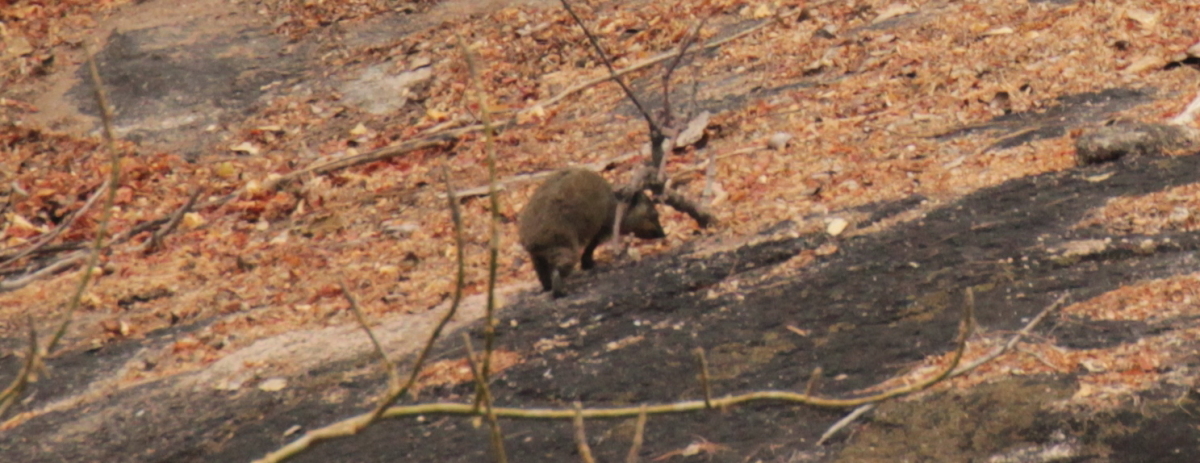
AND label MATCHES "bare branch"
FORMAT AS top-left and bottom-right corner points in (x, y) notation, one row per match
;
(3, 43), (124, 419)
(815, 404), (874, 446)
(661, 189), (717, 228)
(572, 401), (596, 463)
(0, 178), (108, 268)
(46, 43), (123, 355)
(625, 405), (648, 463)
(815, 291), (1070, 446)
(342, 281), (399, 389)
(254, 291), (982, 463)
(0, 251), (88, 293)
(0, 316), (40, 418)
(947, 292), (1069, 377)
(804, 367), (823, 397)
(661, 19), (708, 130)
(141, 187), (203, 254)
(558, 0), (660, 136)
(456, 34), (503, 414)
(694, 347), (713, 409)
(464, 334), (509, 463)
(254, 165), (471, 463)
